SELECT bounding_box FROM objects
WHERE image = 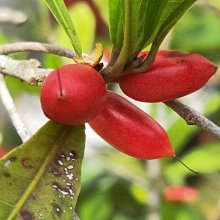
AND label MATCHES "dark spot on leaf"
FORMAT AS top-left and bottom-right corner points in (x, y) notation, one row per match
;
(54, 154), (64, 166)
(8, 156), (17, 162)
(52, 182), (75, 197)
(20, 210), (34, 220)
(50, 167), (62, 177)
(52, 203), (62, 217)
(69, 151), (77, 160)
(21, 157), (33, 169)
(3, 172), (10, 177)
